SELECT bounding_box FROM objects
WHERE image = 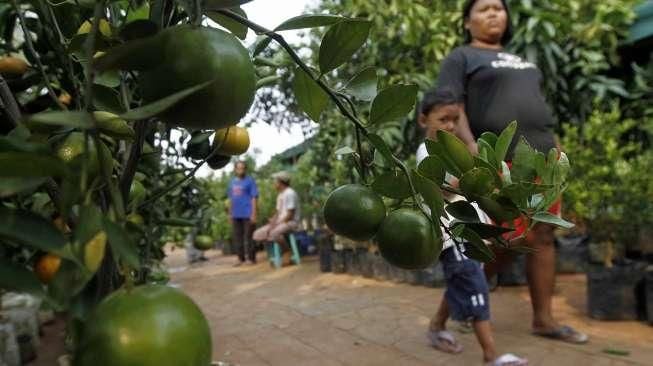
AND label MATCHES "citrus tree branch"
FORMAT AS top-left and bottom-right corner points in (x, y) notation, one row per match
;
(11, 0), (66, 110)
(0, 76), (21, 127)
(216, 9), (368, 134)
